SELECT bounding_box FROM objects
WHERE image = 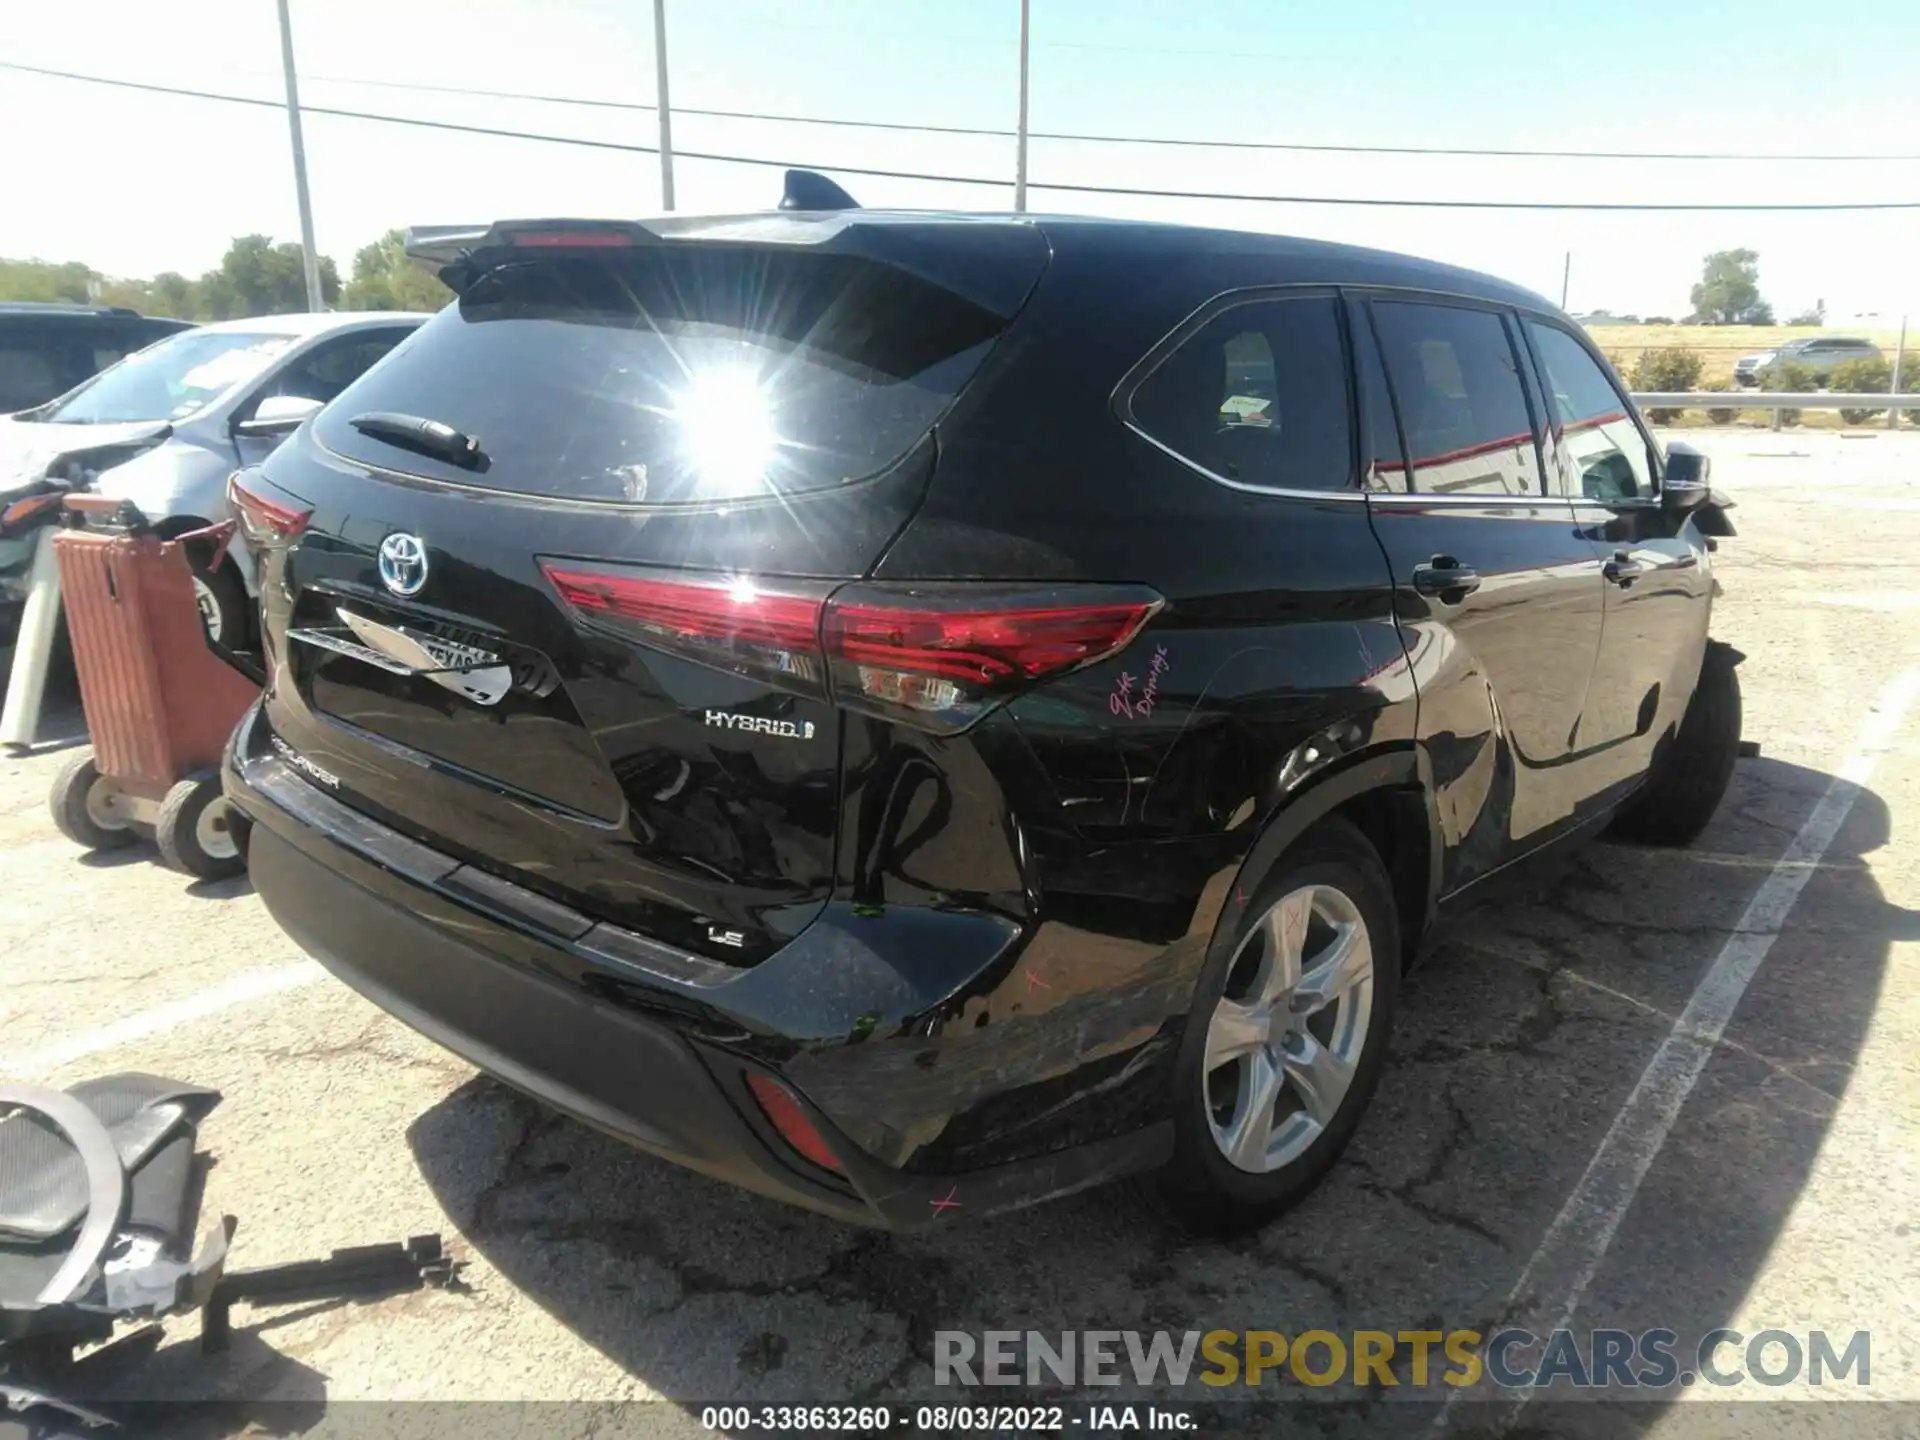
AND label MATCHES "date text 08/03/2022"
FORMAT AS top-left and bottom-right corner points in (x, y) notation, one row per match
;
(699, 1405), (1198, 1432)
